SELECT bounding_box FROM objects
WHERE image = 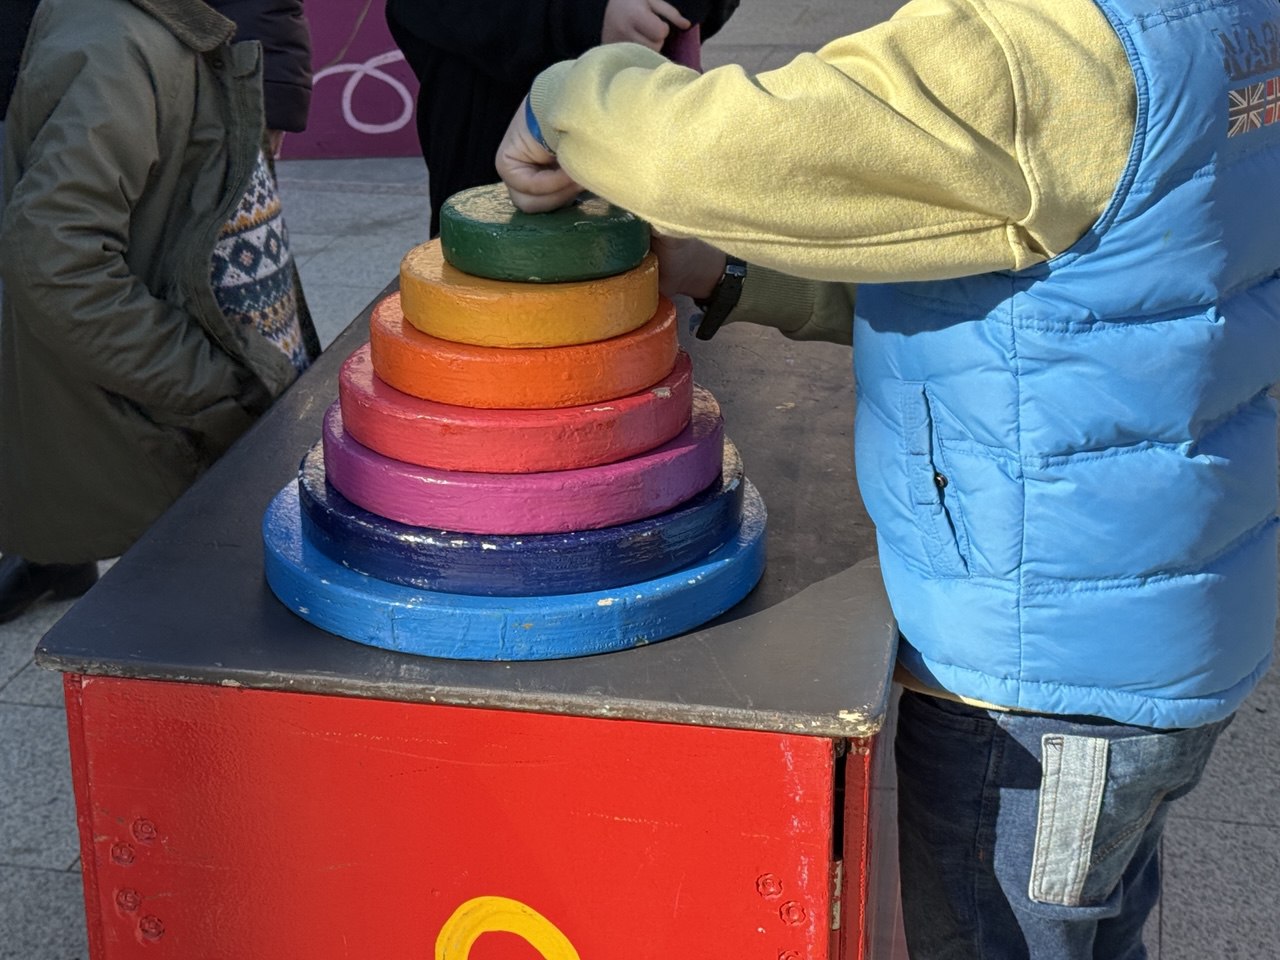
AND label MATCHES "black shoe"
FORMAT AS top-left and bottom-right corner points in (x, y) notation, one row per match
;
(0, 555), (99, 623)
